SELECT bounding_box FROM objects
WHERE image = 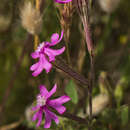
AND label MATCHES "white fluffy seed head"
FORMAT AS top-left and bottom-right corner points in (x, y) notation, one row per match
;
(20, 2), (42, 35)
(98, 0), (120, 13)
(87, 94), (109, 116)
